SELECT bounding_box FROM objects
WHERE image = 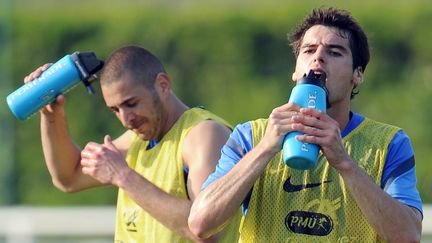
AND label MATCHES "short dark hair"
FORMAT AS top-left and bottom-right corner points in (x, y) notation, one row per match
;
(289, 8), (370, 99)
(100, 45), (166, 89)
